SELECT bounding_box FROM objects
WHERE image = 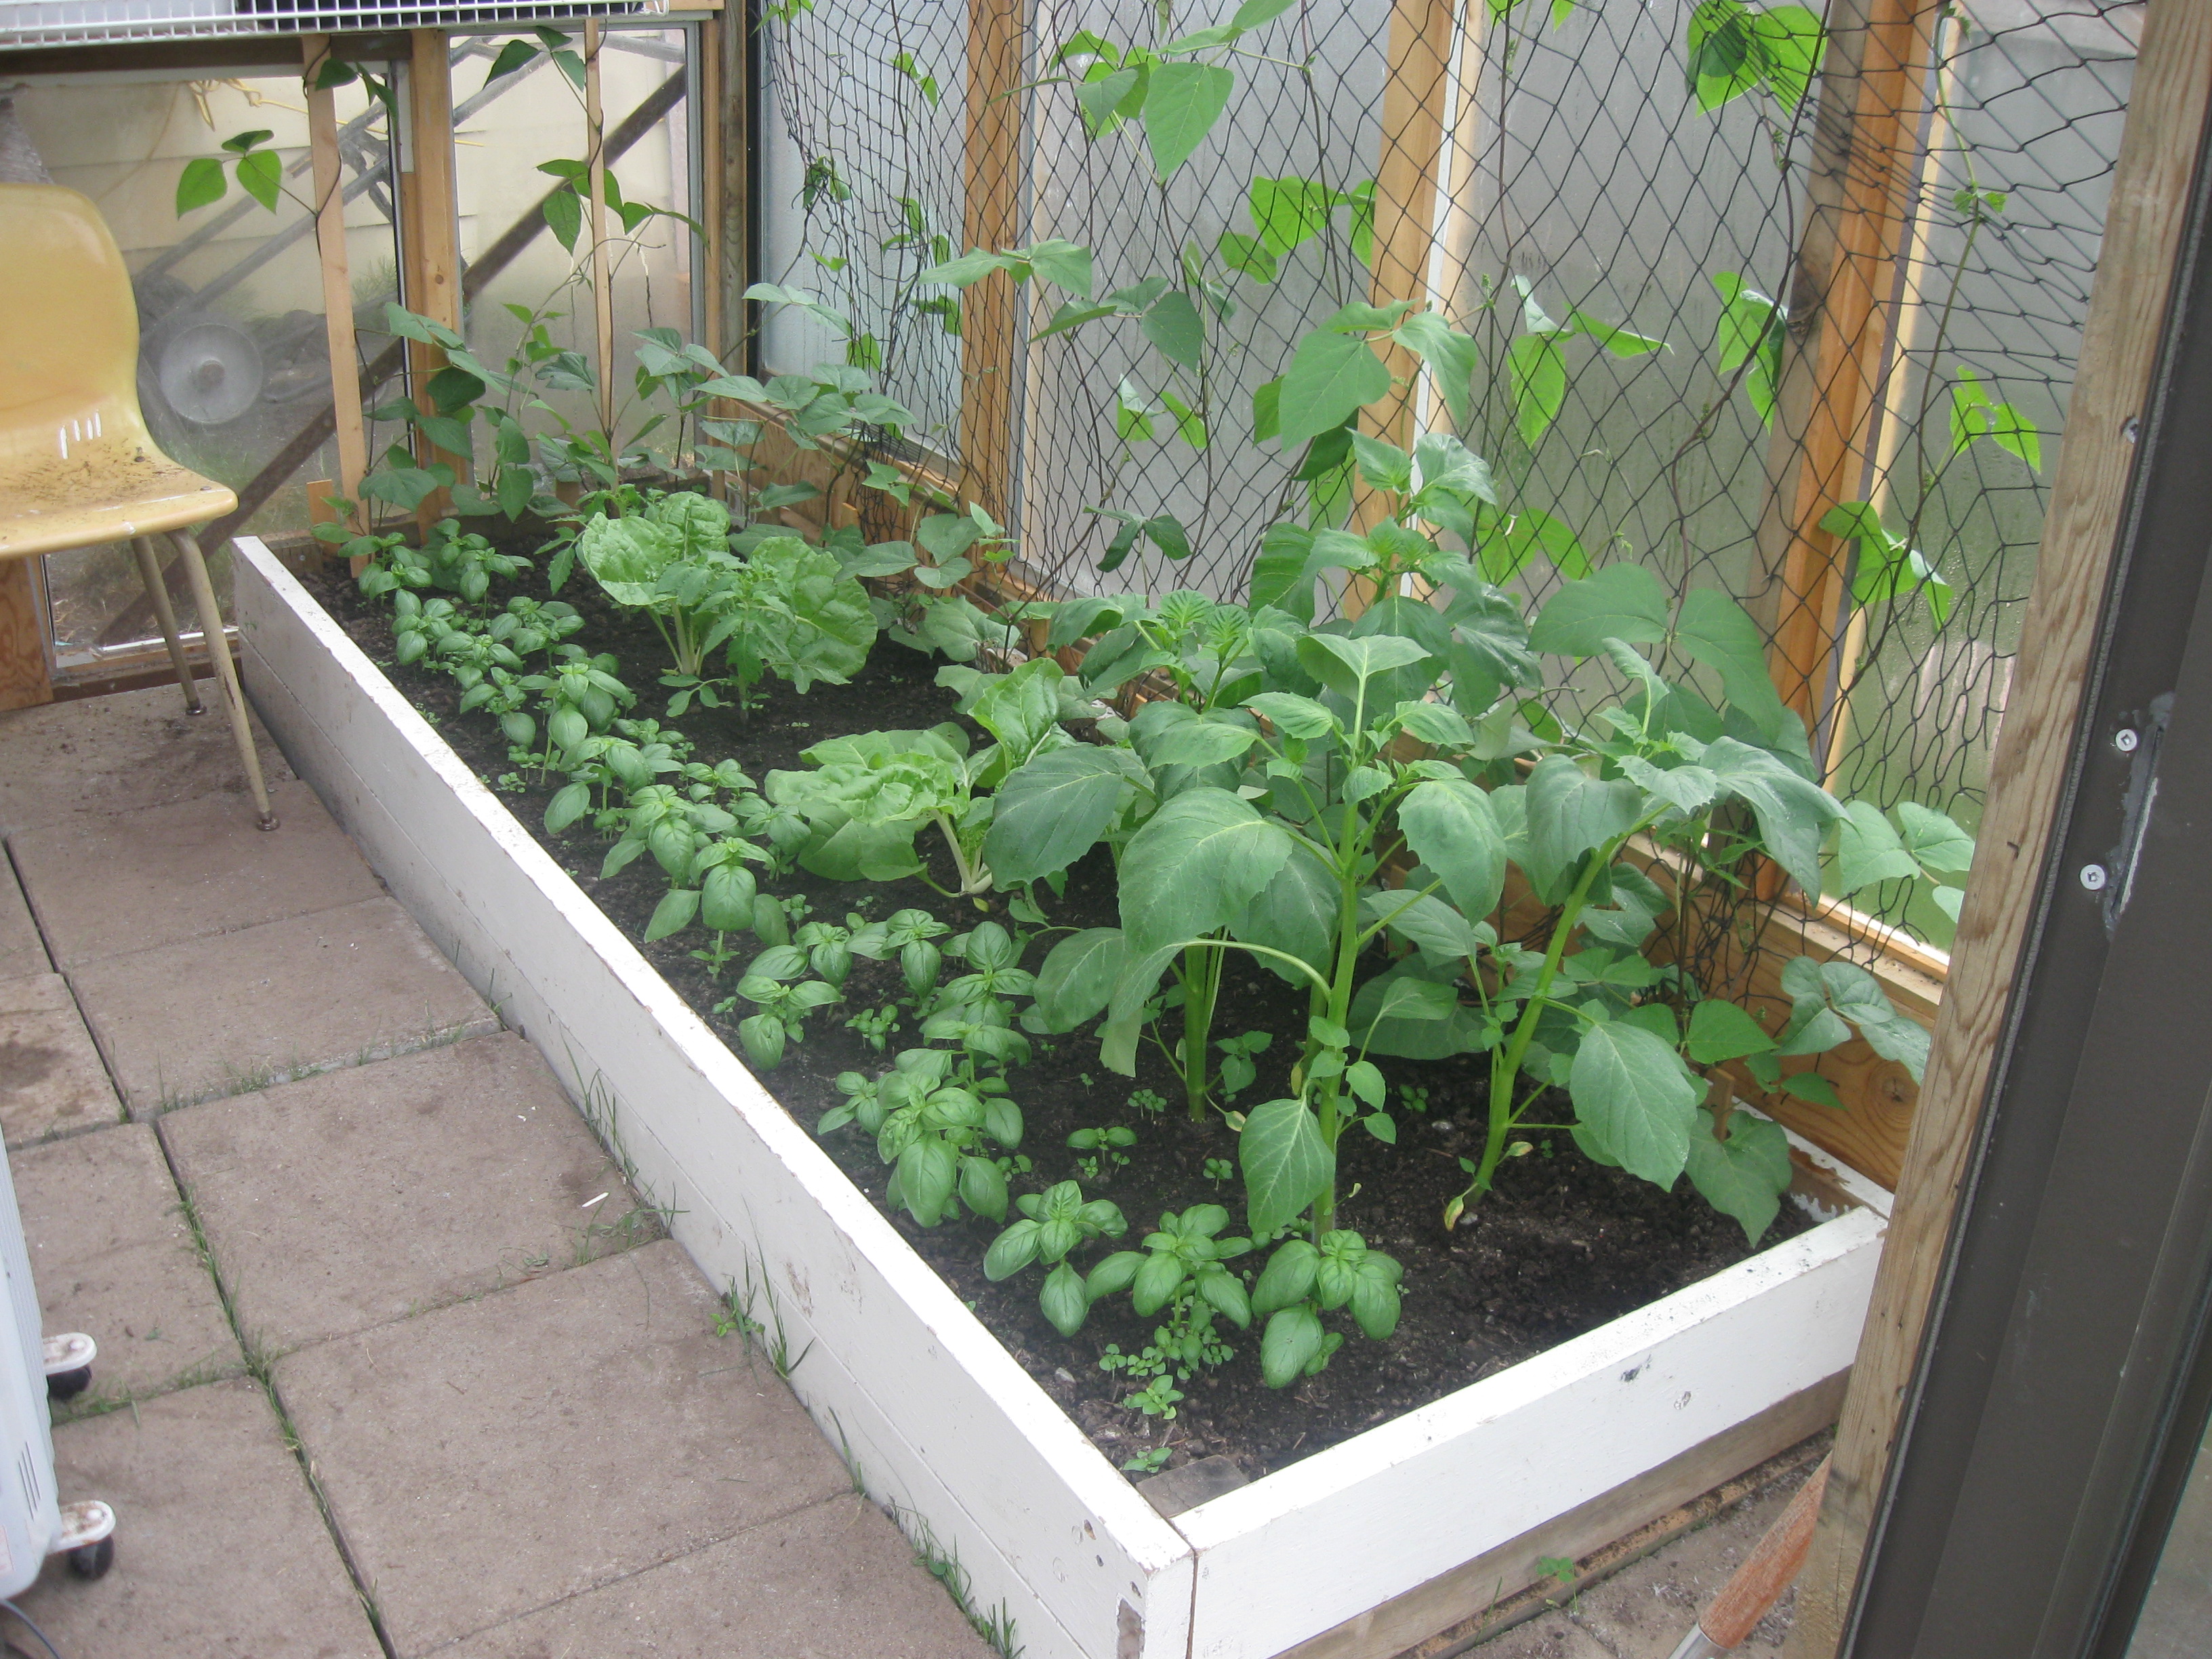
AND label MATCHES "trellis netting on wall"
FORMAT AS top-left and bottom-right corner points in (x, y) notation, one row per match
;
(754, 0), (2138, 953)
